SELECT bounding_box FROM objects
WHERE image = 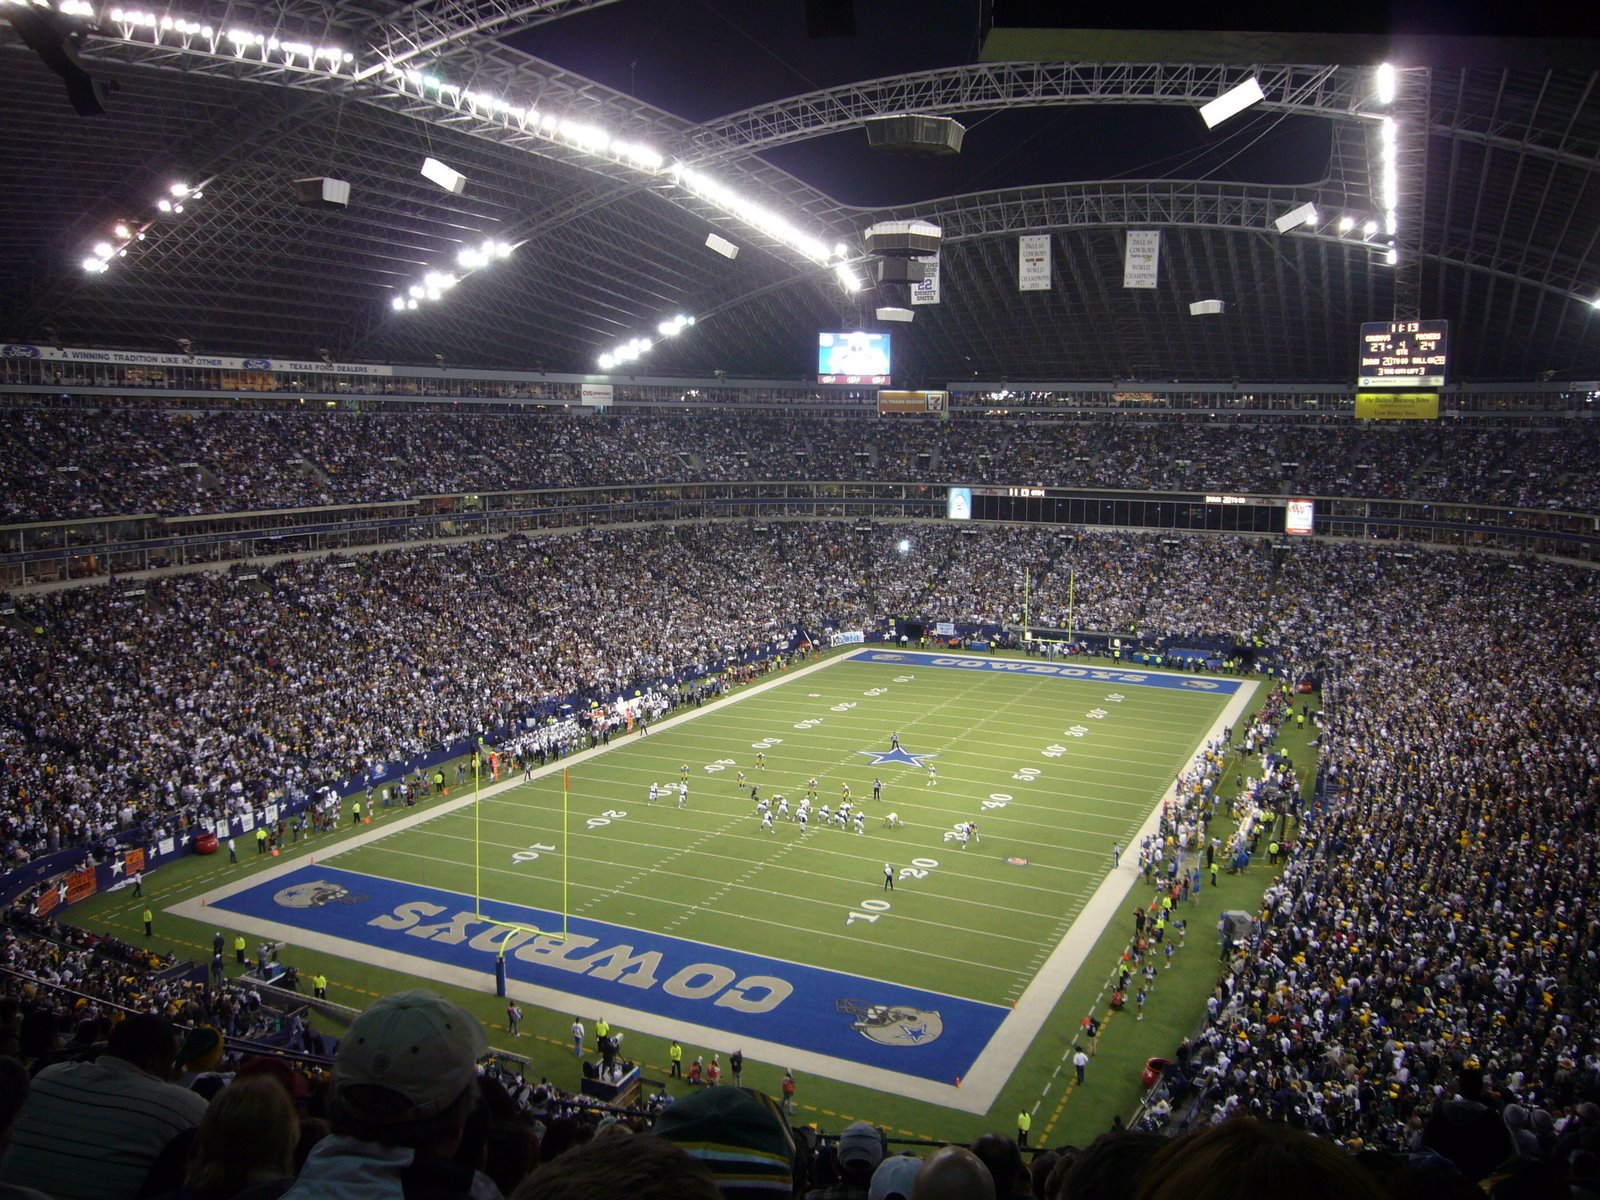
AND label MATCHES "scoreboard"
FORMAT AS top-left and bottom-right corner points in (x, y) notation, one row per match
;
(1358, 320), (1449, 387)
